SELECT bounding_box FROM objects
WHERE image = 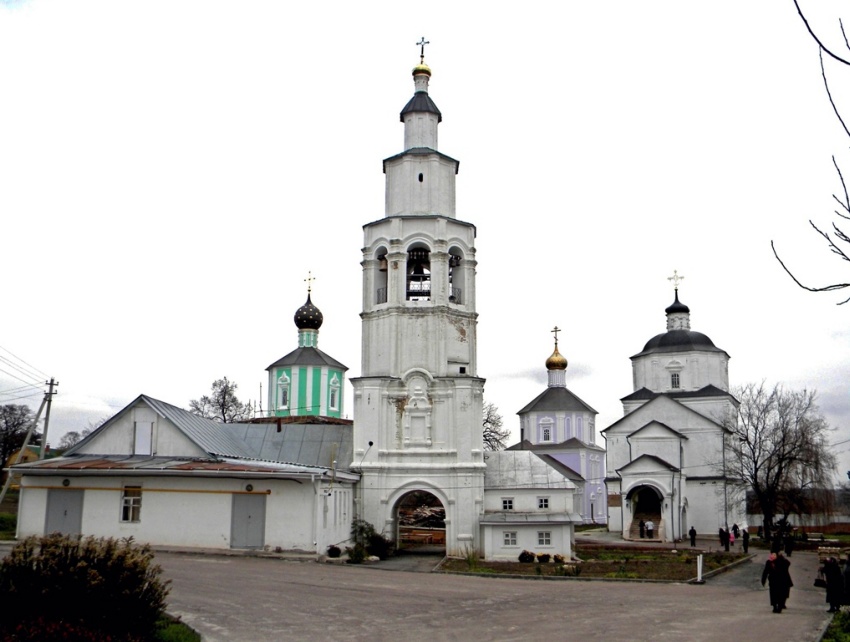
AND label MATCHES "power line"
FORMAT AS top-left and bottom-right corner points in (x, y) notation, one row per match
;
(0, 344), (49, 379)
